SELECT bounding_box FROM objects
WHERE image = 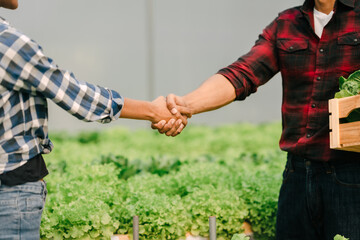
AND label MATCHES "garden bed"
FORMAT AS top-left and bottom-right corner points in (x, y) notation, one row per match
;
(40, 123), (284, 239)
